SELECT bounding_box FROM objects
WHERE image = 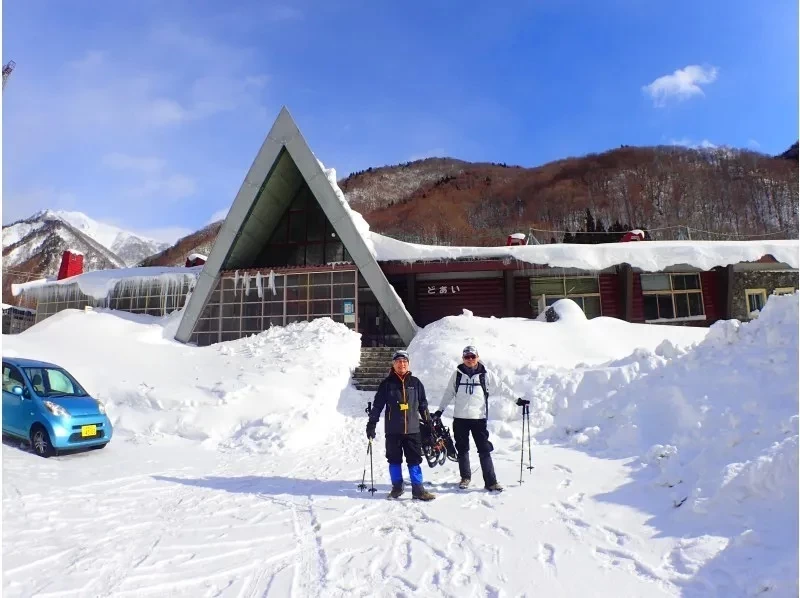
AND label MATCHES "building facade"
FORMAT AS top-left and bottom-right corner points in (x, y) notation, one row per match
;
(11, 108), (799, 345)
